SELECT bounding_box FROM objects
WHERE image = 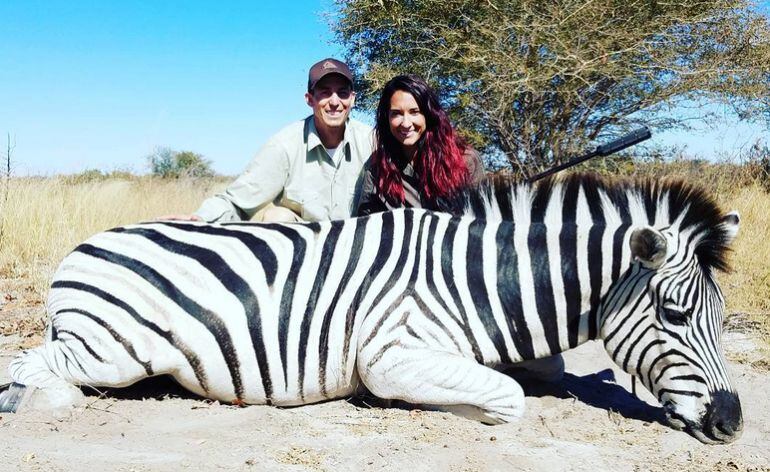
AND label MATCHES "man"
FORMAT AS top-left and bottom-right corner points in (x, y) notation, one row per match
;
(166, 58), (373, 223)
